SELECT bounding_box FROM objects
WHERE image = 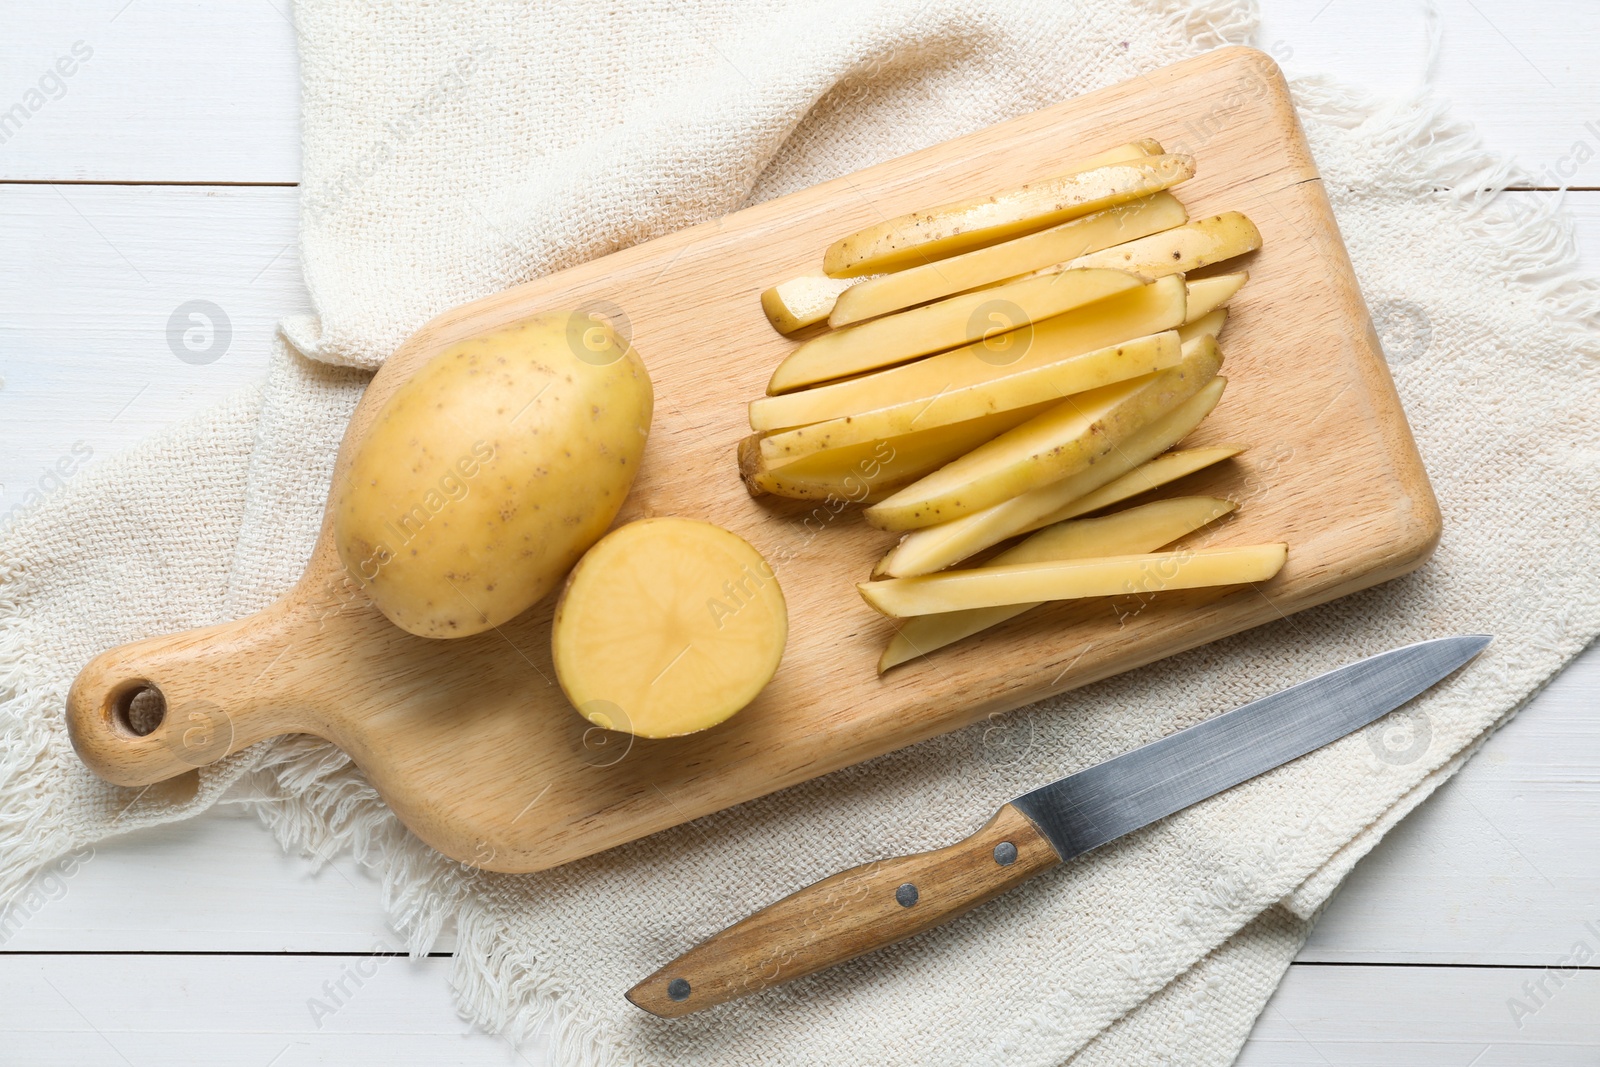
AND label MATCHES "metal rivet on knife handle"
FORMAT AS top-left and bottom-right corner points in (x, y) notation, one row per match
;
(666, 978), (691, 1001)
(623, 803), (1059, 1018)
(625, 637), (1491, 1018)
